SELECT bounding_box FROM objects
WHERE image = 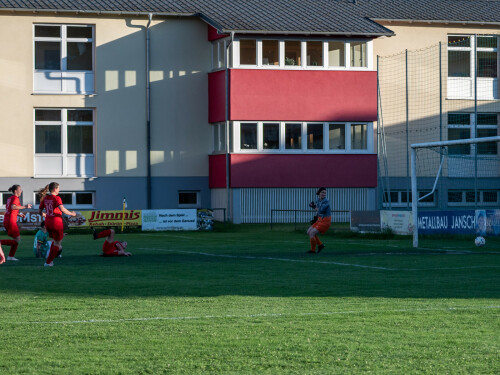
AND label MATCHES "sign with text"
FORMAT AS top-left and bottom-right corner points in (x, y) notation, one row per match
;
(350, 211), (381, 233)
(417, 210), (475, 235)
(476, 209), (500, 236)
(0, 211), (44, 230)
(78, 210), (141, 228)
(142, 209), (197, 231)
(380, 210), (413, 235)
